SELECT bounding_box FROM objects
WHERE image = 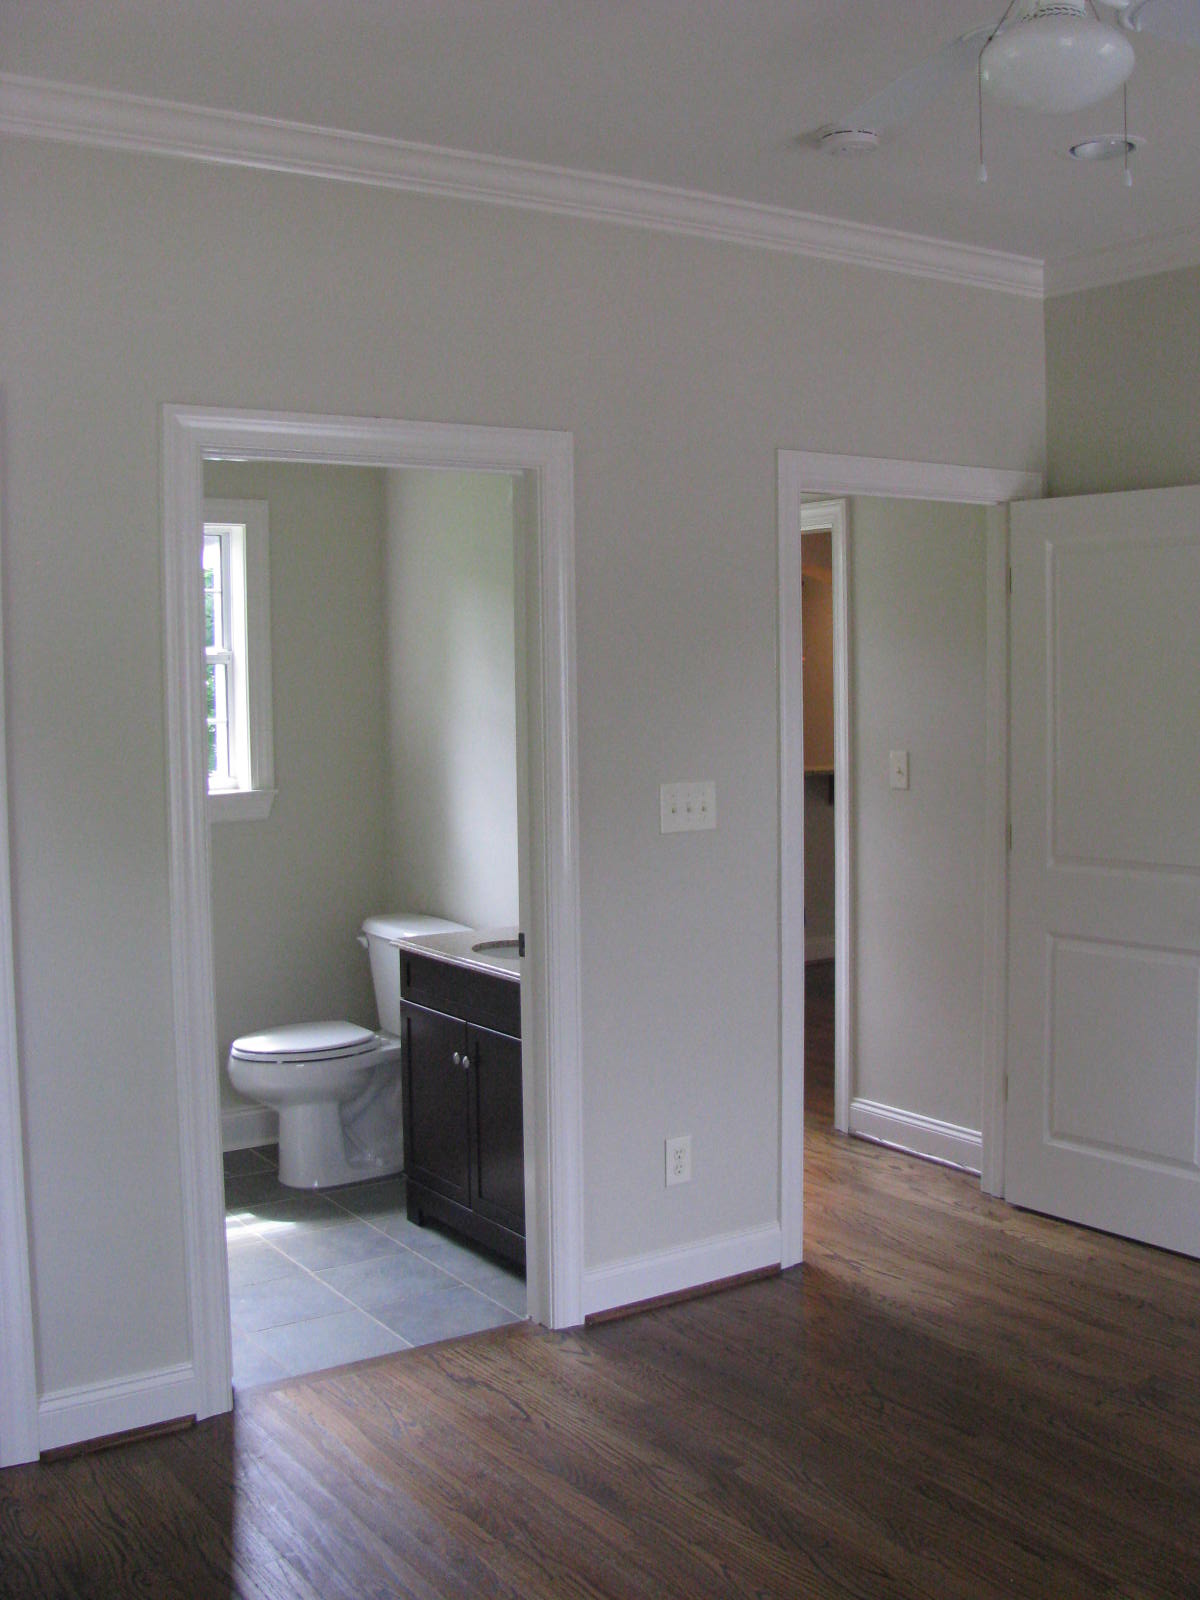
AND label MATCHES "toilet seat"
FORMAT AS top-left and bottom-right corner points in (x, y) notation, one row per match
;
(230, 1020), (378, 1064)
